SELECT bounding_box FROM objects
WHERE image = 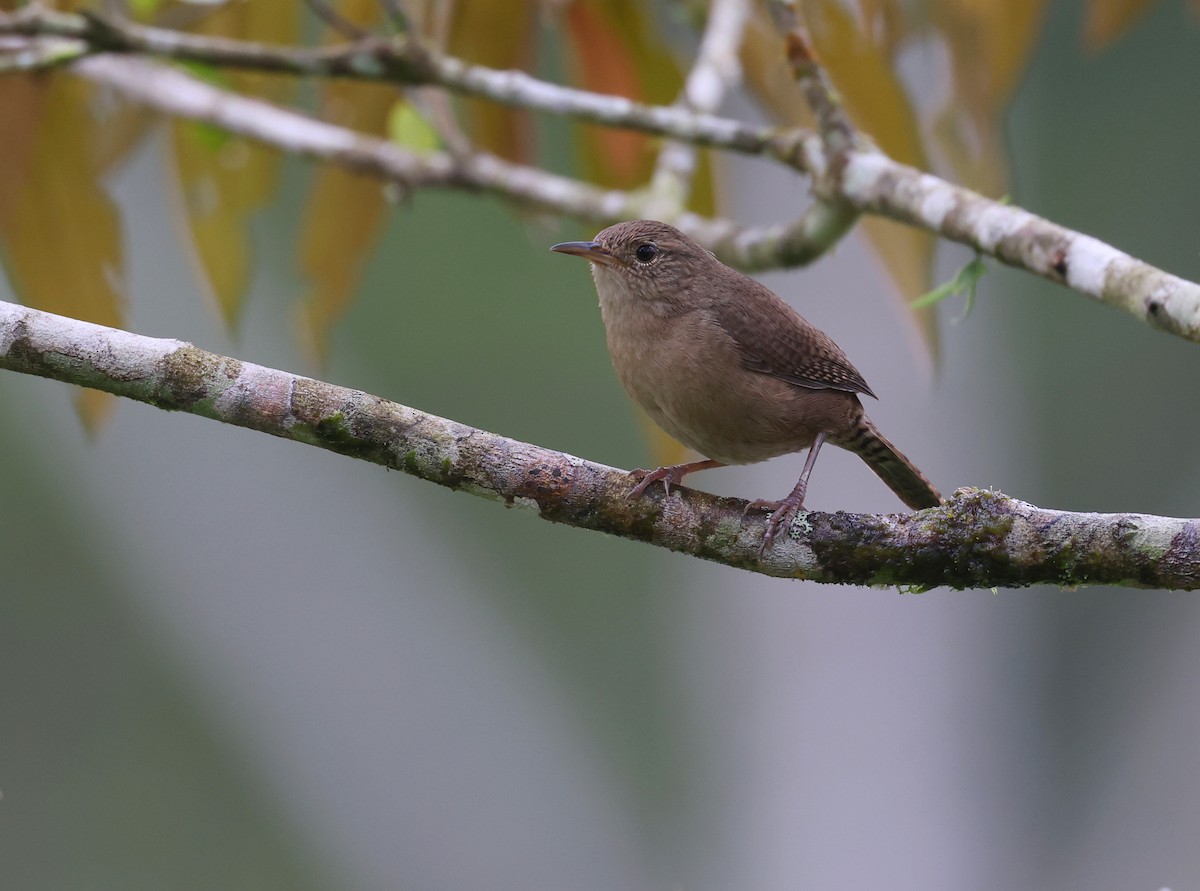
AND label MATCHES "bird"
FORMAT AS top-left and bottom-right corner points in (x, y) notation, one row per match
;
(551, 220), (942, 551)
